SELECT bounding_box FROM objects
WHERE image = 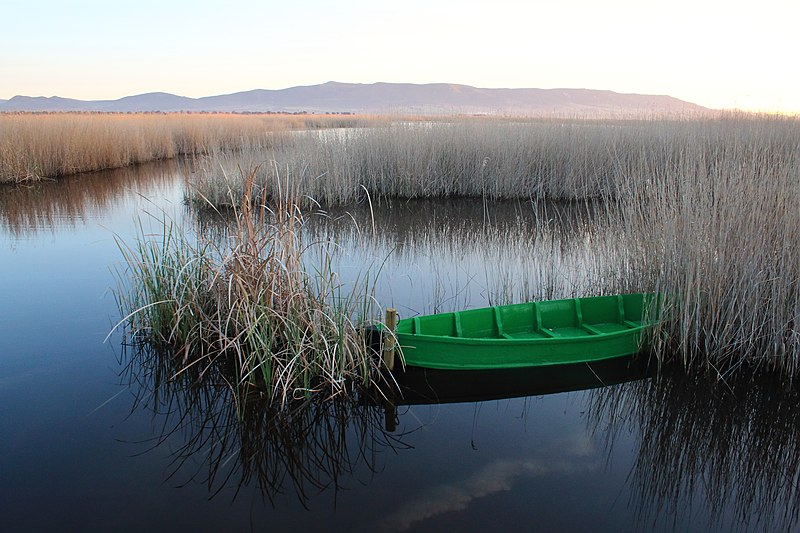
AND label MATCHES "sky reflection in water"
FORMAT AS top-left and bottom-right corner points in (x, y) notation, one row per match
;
(1, 161), (797, 532)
